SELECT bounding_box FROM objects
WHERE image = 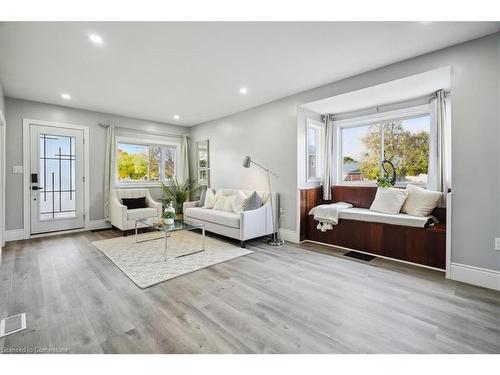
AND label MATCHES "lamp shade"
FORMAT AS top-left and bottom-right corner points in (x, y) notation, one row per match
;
(242, 156), (251, 168)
